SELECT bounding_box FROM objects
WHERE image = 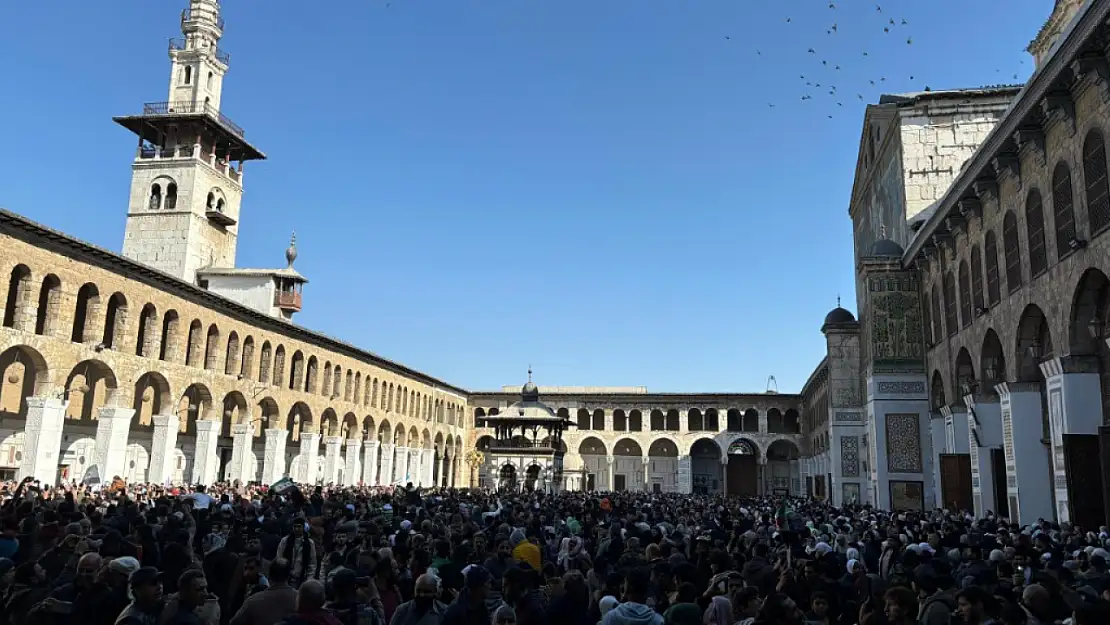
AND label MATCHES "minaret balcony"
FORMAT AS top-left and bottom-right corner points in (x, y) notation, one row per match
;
(169, 38), (230, 66)
(274, 292), (302, 312)
(181, 7), (225, 31)
(143, 99), (242, 138)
